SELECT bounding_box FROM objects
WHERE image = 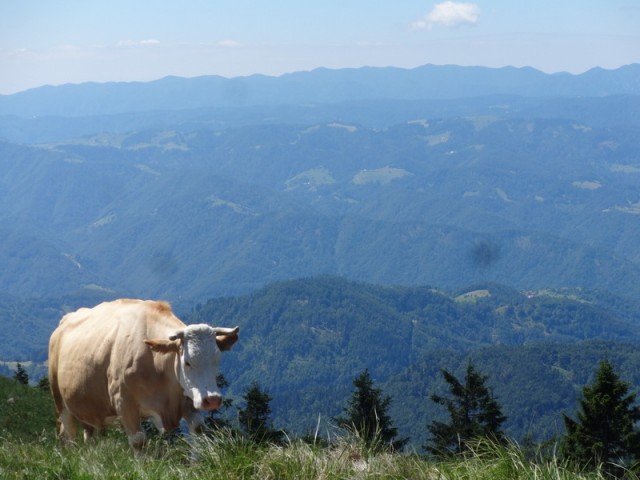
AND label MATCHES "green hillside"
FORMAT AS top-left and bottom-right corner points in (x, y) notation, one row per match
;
(0, 376), (55, 440)
(390, 341), (640, 447)
(184, 276), (640, 446)
(3, 276), (640, 449)
(2, 108), (640, 302)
